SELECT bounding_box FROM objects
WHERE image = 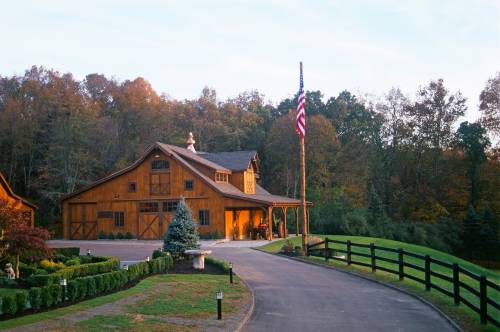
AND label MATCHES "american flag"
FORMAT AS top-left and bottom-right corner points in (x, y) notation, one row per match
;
(295, 62), (306, 138)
